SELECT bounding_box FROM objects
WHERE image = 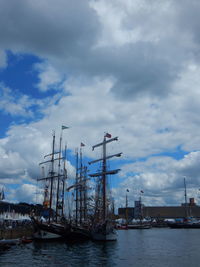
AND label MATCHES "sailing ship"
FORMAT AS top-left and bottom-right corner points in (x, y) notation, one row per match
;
(89, 133), (122, 241)
(32, 130), (70, 240)
(168, 178), (200, 229)
(65, 145), (91, 240)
